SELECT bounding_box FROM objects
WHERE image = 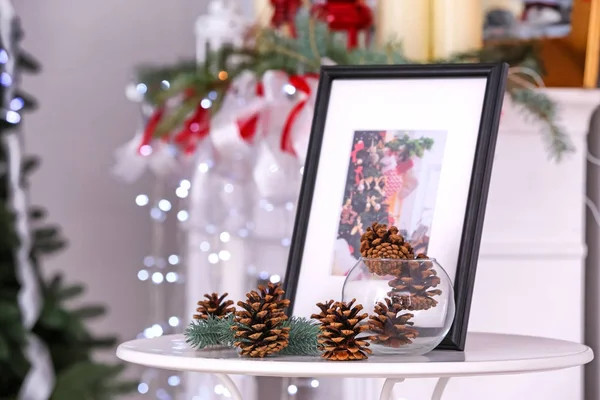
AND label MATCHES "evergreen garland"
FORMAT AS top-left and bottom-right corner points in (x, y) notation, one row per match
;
(134, 12), (572, 161)
(185, 315), (320, 356)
